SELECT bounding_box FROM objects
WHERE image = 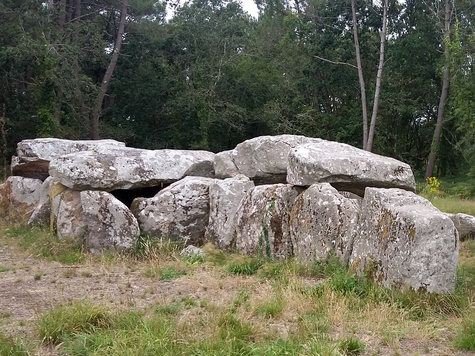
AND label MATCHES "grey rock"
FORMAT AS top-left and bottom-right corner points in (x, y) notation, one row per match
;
(290, 183), (360, 265)
(180, 245), (206, 260)
(80, 190), (140, 252)
(52, 187), (140, 251)
(446, 213), (475, 241)
(49, 147), (215, 191)
(214, 150), (239, 179)
(350, 188), (458, 293)
(13, 138), (126, 180)
(287, 141), (416, 196)
(235, 184), (303, 259)
(53, 188), (87, 242)
(16, 138), (126, 160)
(131, 176), (216, 245)
(216, 135), (321, 183)
(28, 176), (55, 227)
(206, 175), (255, 250)
(0, 176), (43, 224)
(11, 156), (50, 180)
